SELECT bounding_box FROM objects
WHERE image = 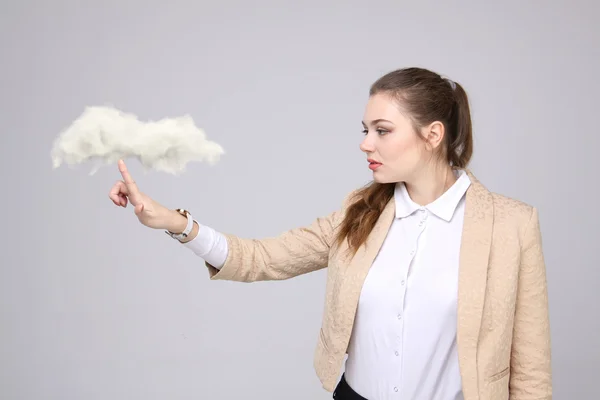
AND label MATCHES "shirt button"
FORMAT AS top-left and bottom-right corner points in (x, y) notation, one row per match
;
(395, 351), (399, 356)
(397, 314), (402, 320)
(394, 387), (399, 392)
(401, 280), (405, 285)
